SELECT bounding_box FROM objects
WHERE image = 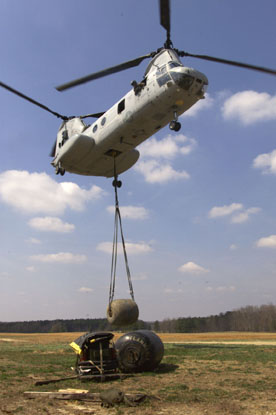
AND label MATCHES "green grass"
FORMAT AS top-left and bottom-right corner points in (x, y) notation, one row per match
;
(0, 341), (74, 386)
(2, 339), (276, 408)
(164, 343), (276, 364)
(158, 342), (276, 403)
